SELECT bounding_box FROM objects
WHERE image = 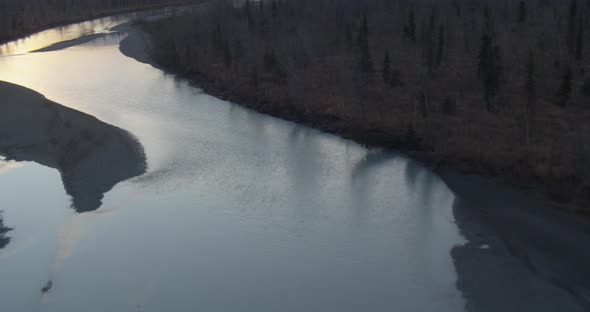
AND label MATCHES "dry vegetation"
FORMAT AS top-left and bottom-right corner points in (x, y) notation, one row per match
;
(0, 0), (196, 43)
(140, 0), (590, 211)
